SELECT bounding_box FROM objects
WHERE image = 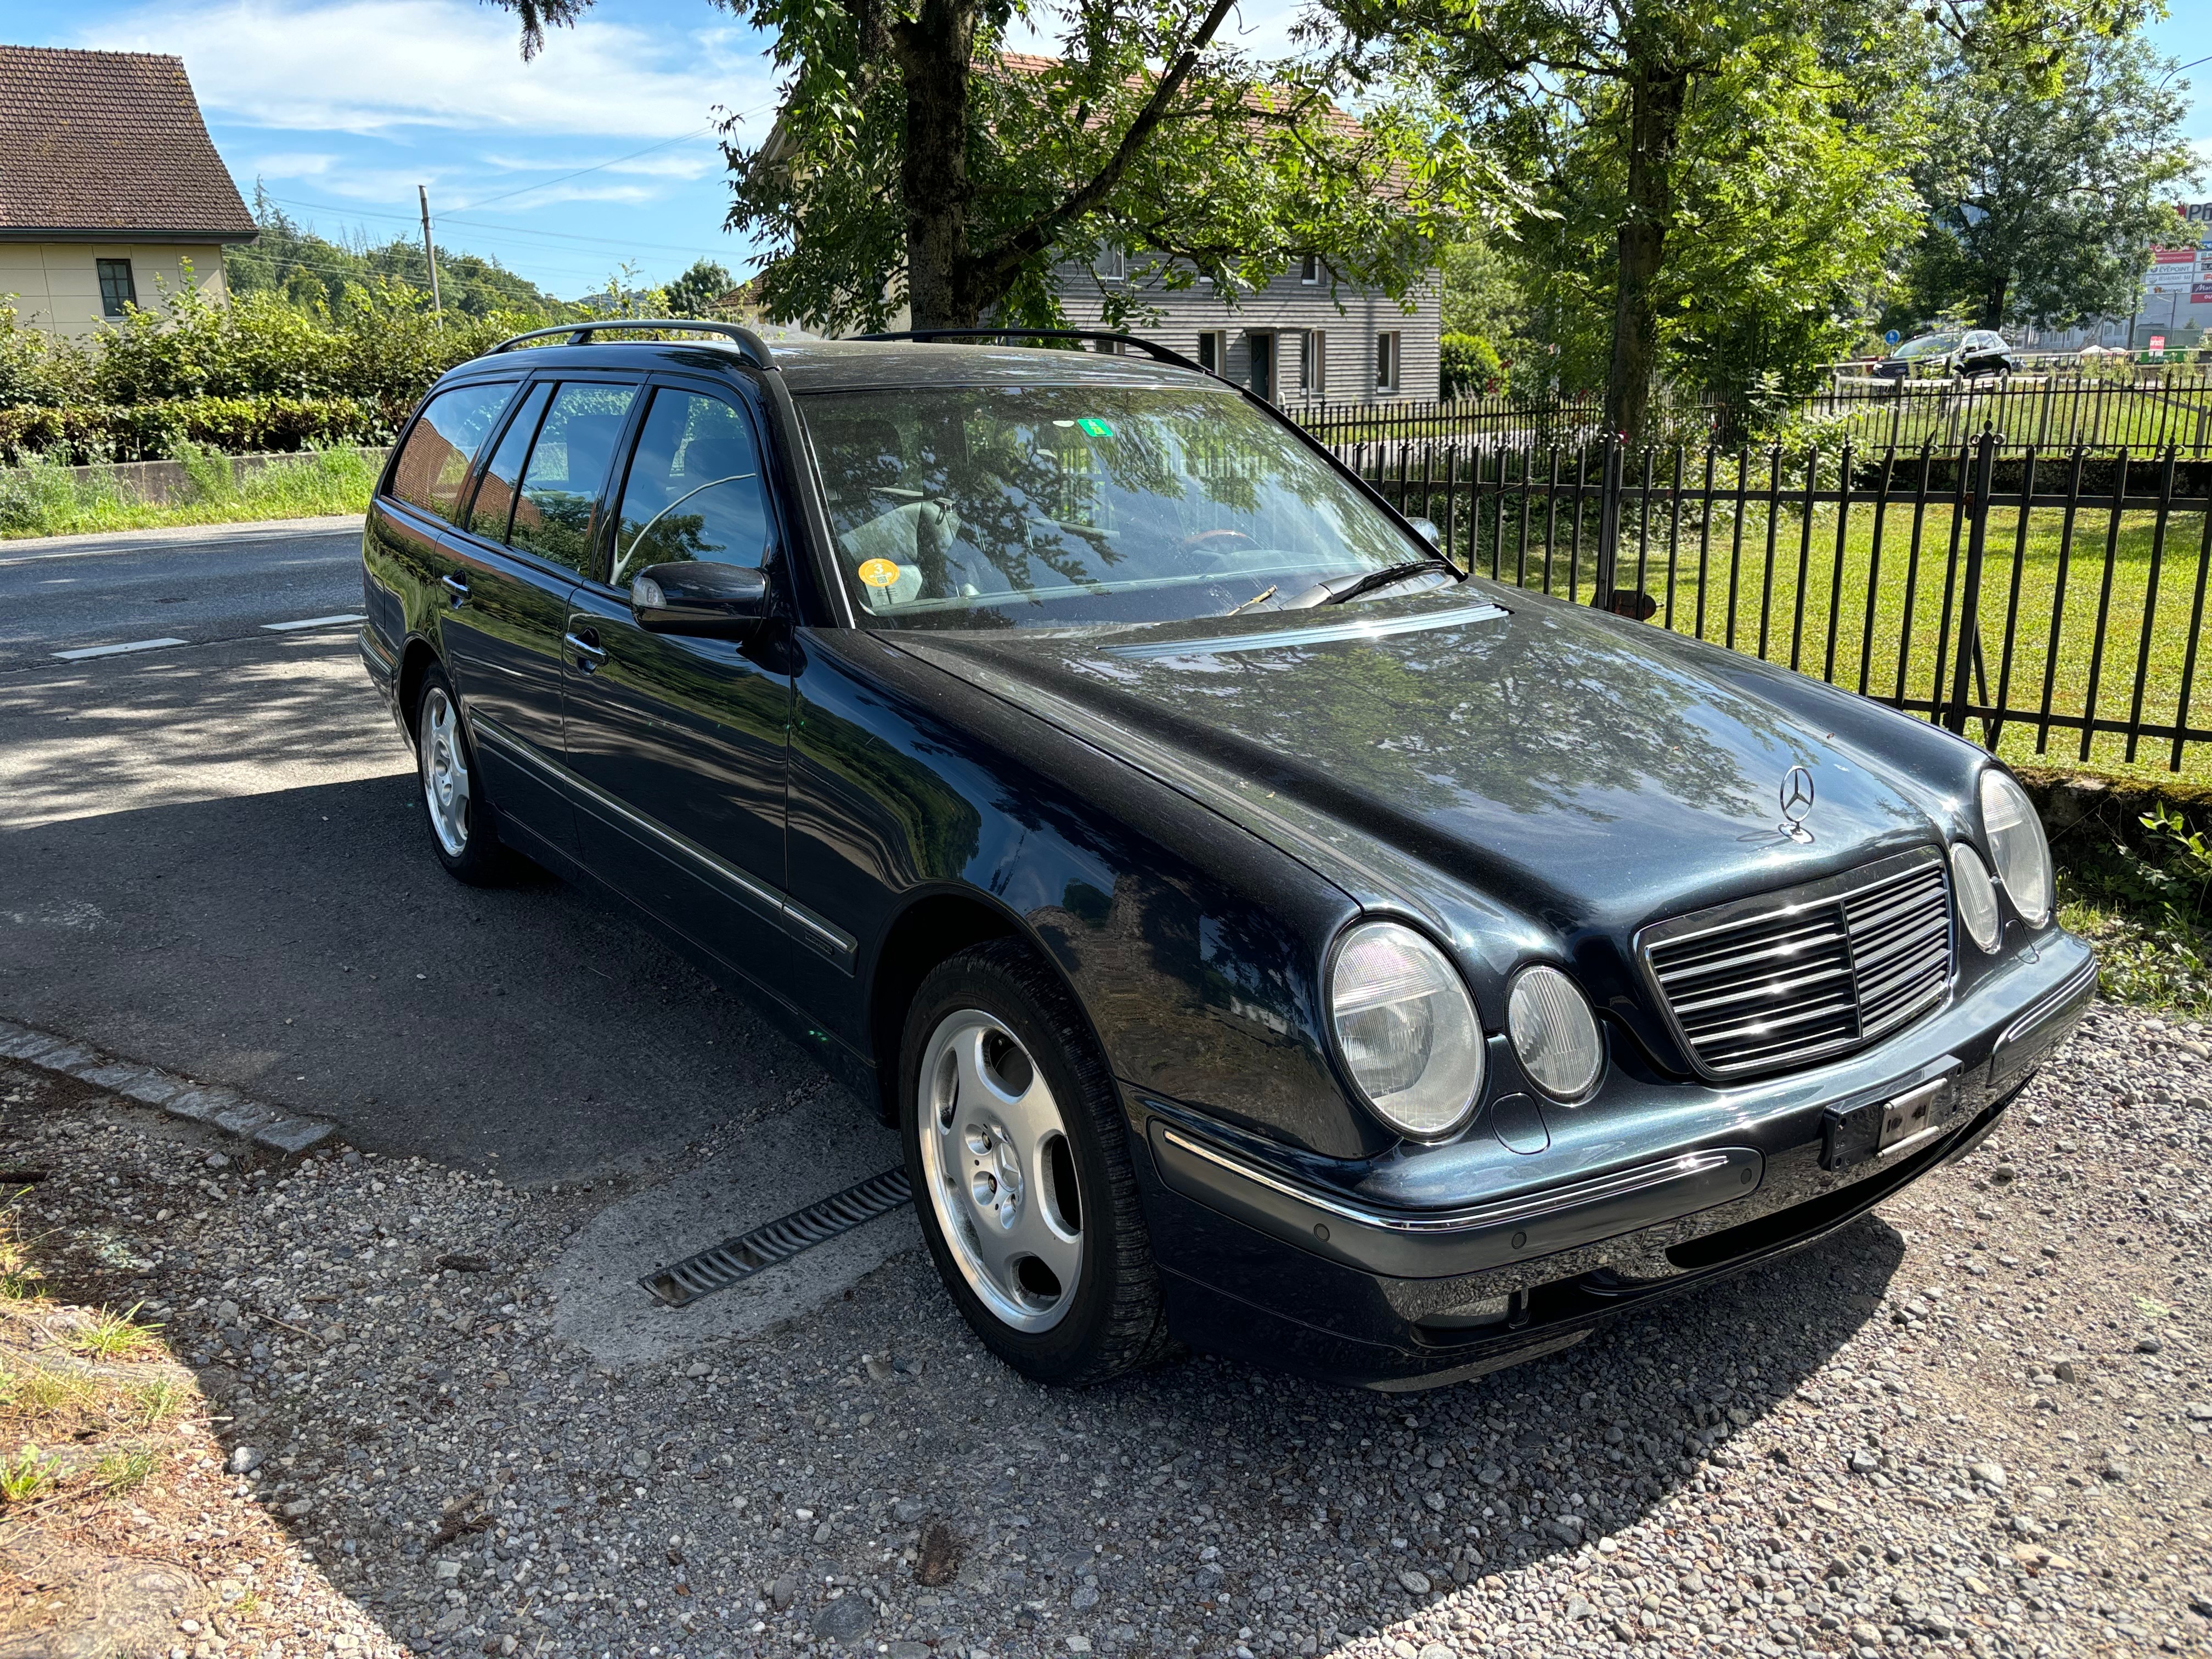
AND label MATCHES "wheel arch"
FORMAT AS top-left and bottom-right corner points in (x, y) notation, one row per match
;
(396, 636), (441, 743)
(864, 887), (1108, 1126)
